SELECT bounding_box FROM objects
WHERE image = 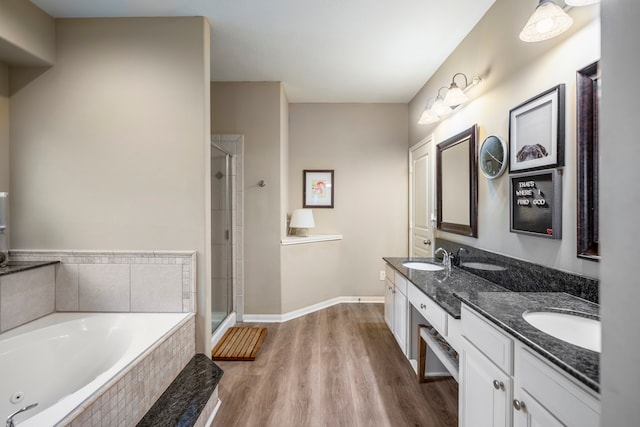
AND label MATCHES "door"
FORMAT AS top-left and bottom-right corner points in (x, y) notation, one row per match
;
(410, 138), (434, 257)
(384, 277), (394, 330)
(513, 389), (564, 427)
